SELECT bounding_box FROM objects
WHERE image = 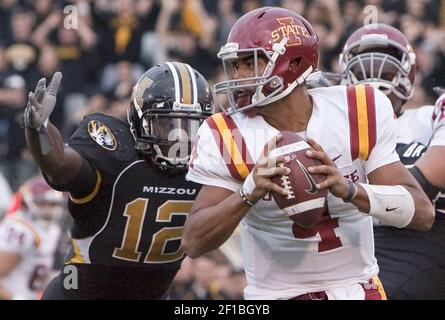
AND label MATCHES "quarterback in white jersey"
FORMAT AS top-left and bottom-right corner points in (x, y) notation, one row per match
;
(189, 85), (398, 299)
(0, 176), (65, 300)
(182, 7), (434, 300)
(340, 24), (445, 299)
